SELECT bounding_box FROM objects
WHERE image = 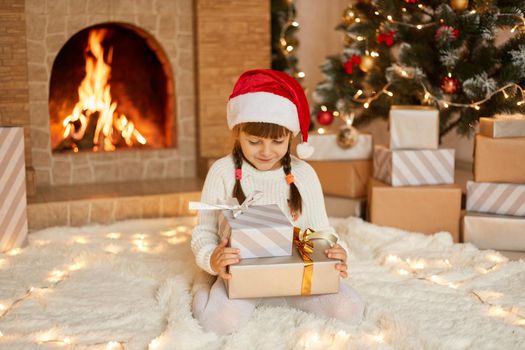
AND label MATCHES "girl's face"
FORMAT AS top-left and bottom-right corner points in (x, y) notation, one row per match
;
(238, 131), (290, 171)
